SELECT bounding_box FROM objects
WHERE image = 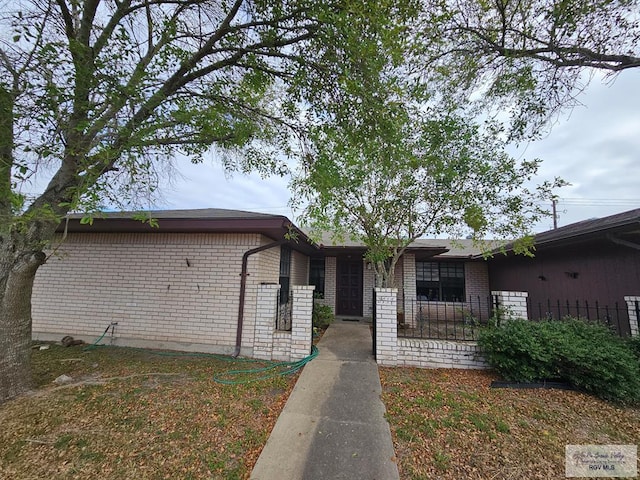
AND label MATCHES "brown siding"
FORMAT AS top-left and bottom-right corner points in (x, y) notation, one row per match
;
(488, 239), (639, 330)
